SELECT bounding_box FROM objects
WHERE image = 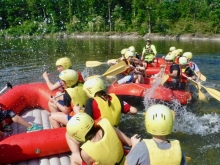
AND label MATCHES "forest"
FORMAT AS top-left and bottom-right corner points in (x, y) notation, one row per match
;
(0, 0), (220, 36)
